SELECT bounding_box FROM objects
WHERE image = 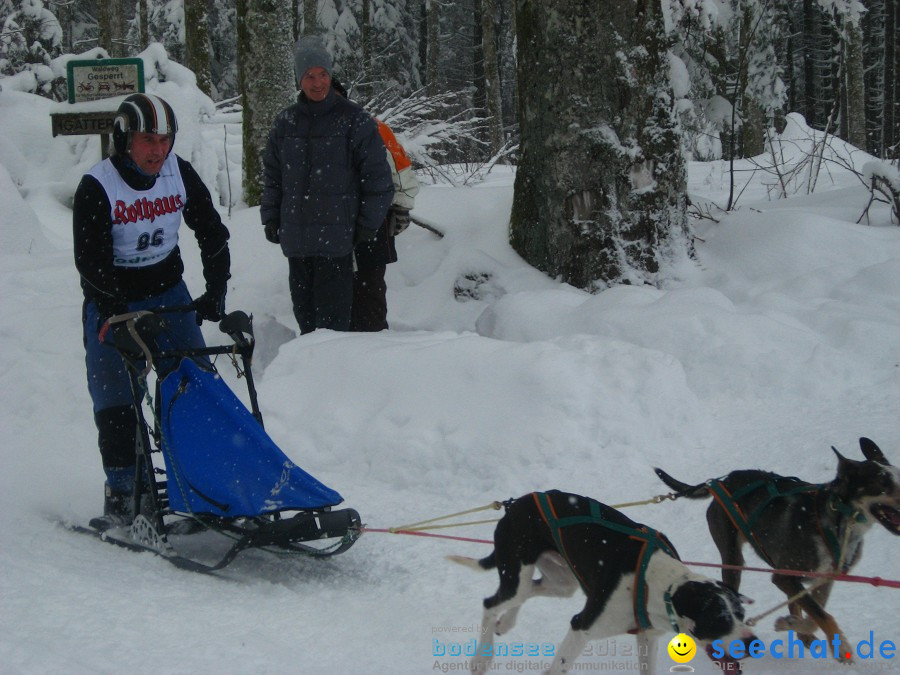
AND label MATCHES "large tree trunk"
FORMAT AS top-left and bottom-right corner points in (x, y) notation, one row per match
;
(184, 0), (213, 98)
(237, 0), (296, 206)
(510, 0), (691, 289)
